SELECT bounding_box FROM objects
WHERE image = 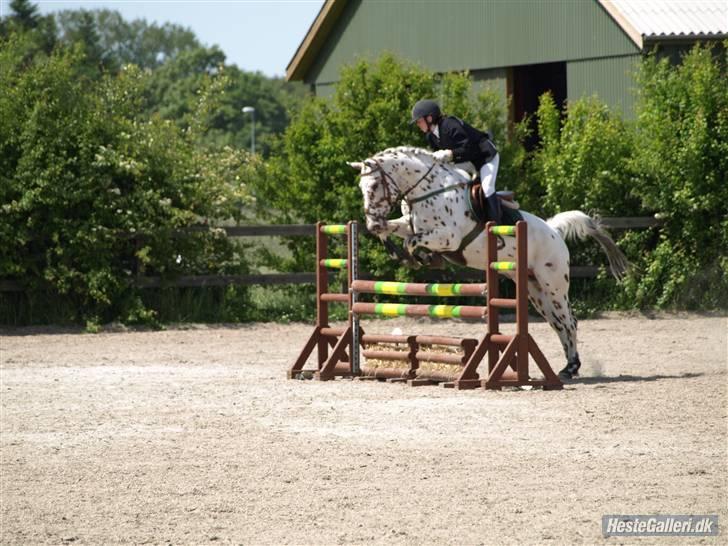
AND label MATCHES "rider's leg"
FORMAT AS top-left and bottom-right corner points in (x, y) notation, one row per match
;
(480, 153), (501, 223)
